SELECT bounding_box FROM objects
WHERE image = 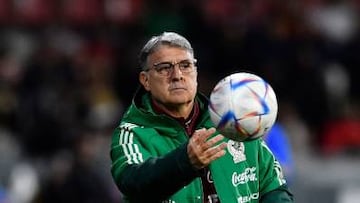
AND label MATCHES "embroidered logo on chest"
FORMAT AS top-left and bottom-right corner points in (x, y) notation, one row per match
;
(227, 140), (246, 163)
